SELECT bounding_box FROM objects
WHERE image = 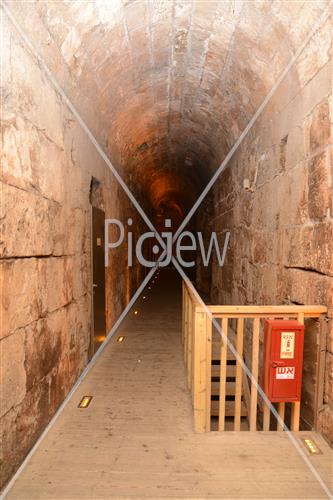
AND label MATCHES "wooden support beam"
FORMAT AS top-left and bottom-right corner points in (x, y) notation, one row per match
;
(234, 318), (244, 431)
(263, 404), (270, 431)
(181, 282), (184, 346)
(193, 310), (208, 432)
(291, 312), (304, 431)
(183, 287), (189, 362)
(314, 316), (327, 430)
(205, 305), (327, 317)
(291, 402), (301, 432)
(250, 318), (260, 431)
(205, 315), (212, 432)
(242, 370), (251, 428)
(187, 300), (193, 390)
(218, 318), (228, 431)
(277, 402), (285, 431)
